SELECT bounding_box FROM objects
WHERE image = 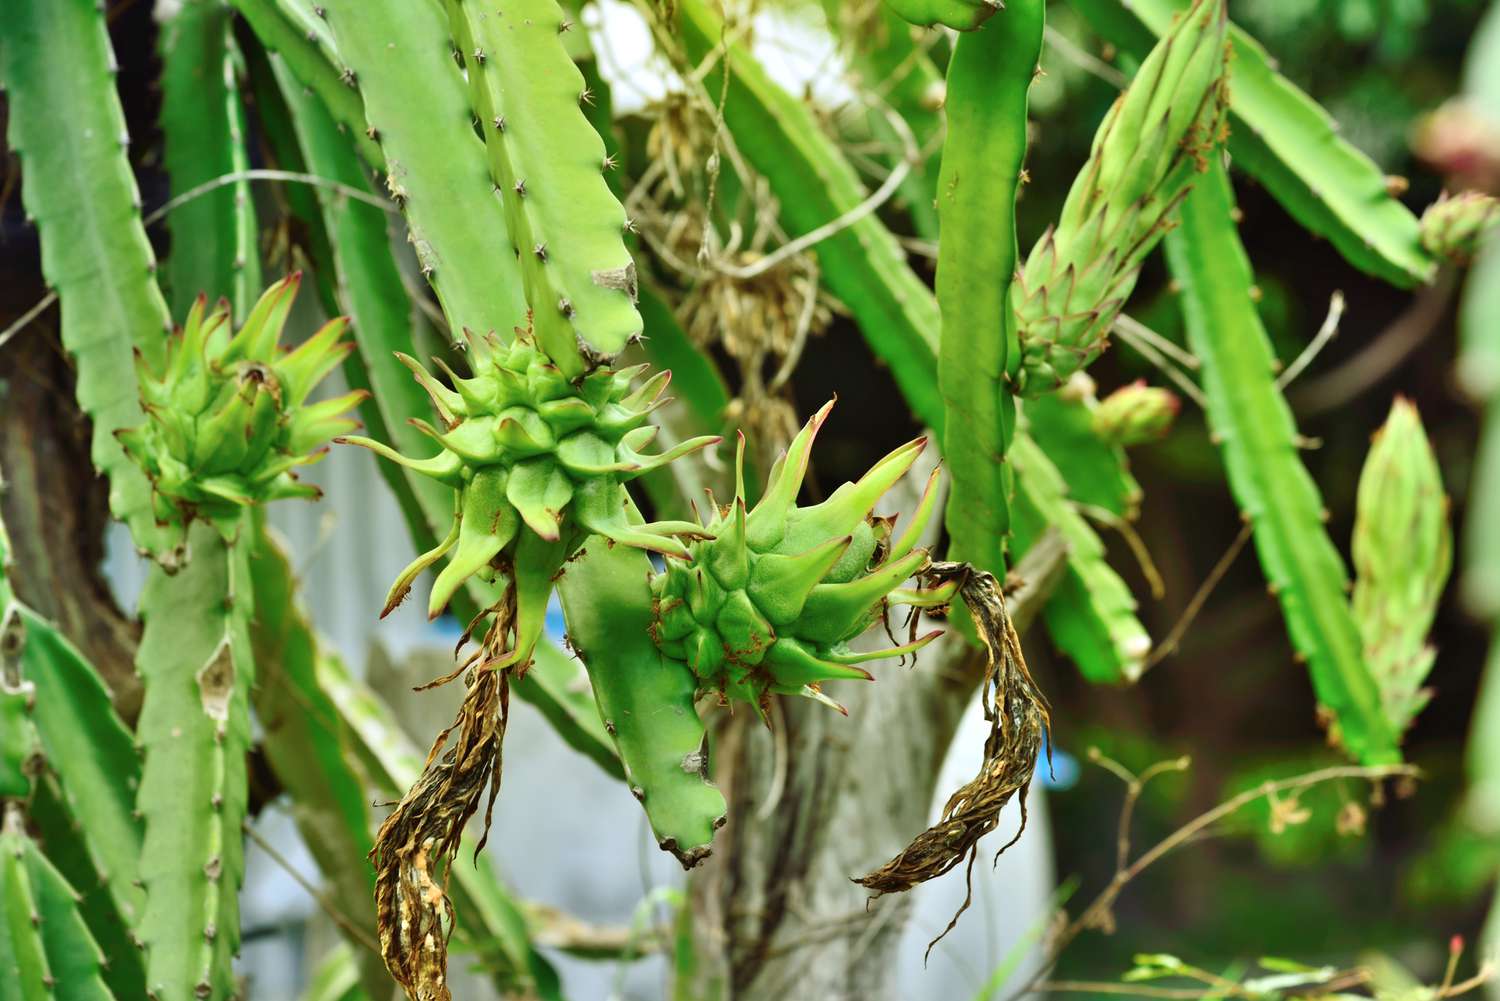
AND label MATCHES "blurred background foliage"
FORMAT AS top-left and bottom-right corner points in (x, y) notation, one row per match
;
(3, 0), (1499, 995)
